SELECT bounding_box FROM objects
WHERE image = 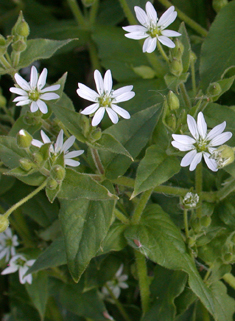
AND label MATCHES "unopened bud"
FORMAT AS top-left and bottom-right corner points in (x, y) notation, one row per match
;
(201, 216), (211, 228)
(207, 82), (222, 97)
(50, 165), (65, 182)
(167, 91), (180, 111)
(210, 145), (234, 169)
(213, 0), (228, 12)
(183, 192), (199, 209)
(32, 152), (44, 166)
(169, 59), (183, 77)
(12, 12), (30, 38)
(79, 115), (91, 137)
(171, 39), (184, 60)
(19, 158), (34, 171)
(189, 51), (197, 64)
(81, 0), (97, 7)
(0, 215), (9, 233)
(17, 129), (33, 148)
(191, 217), (201, 233)
(12, 36), (27, 52)
(47, 177), (58, 190)
(89, 128), (102, 143)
